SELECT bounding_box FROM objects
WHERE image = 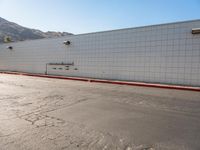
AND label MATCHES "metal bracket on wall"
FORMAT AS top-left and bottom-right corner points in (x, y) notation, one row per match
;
(192, 28), (200, 34)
